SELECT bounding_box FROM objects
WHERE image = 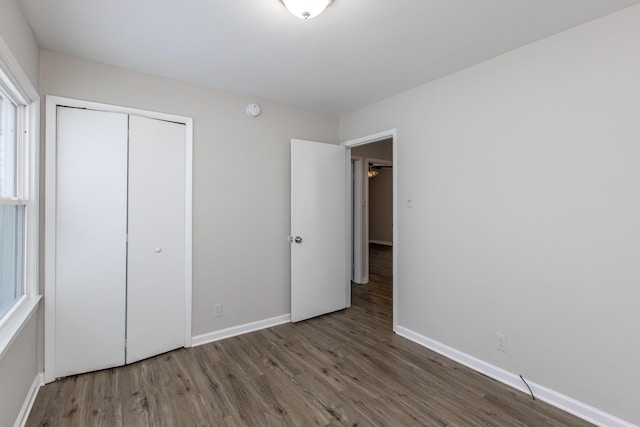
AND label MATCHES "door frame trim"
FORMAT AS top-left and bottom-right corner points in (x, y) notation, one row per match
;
(342, 129), (397, 331)
(44, 96), (194, 383)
